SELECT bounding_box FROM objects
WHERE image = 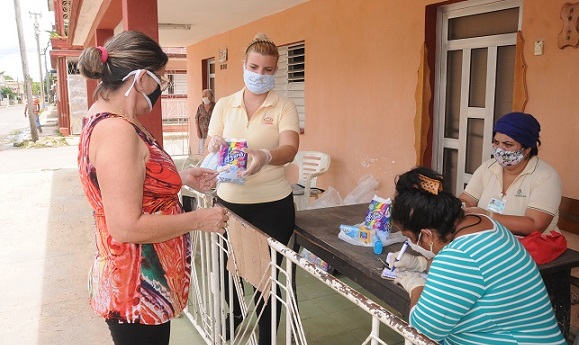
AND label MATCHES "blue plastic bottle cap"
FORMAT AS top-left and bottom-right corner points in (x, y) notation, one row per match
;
(373, 238), (383, 255)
